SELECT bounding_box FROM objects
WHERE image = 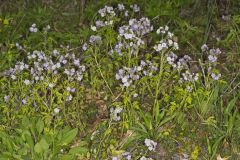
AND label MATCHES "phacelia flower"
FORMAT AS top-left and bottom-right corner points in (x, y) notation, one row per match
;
(144, 138), (157, 151)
